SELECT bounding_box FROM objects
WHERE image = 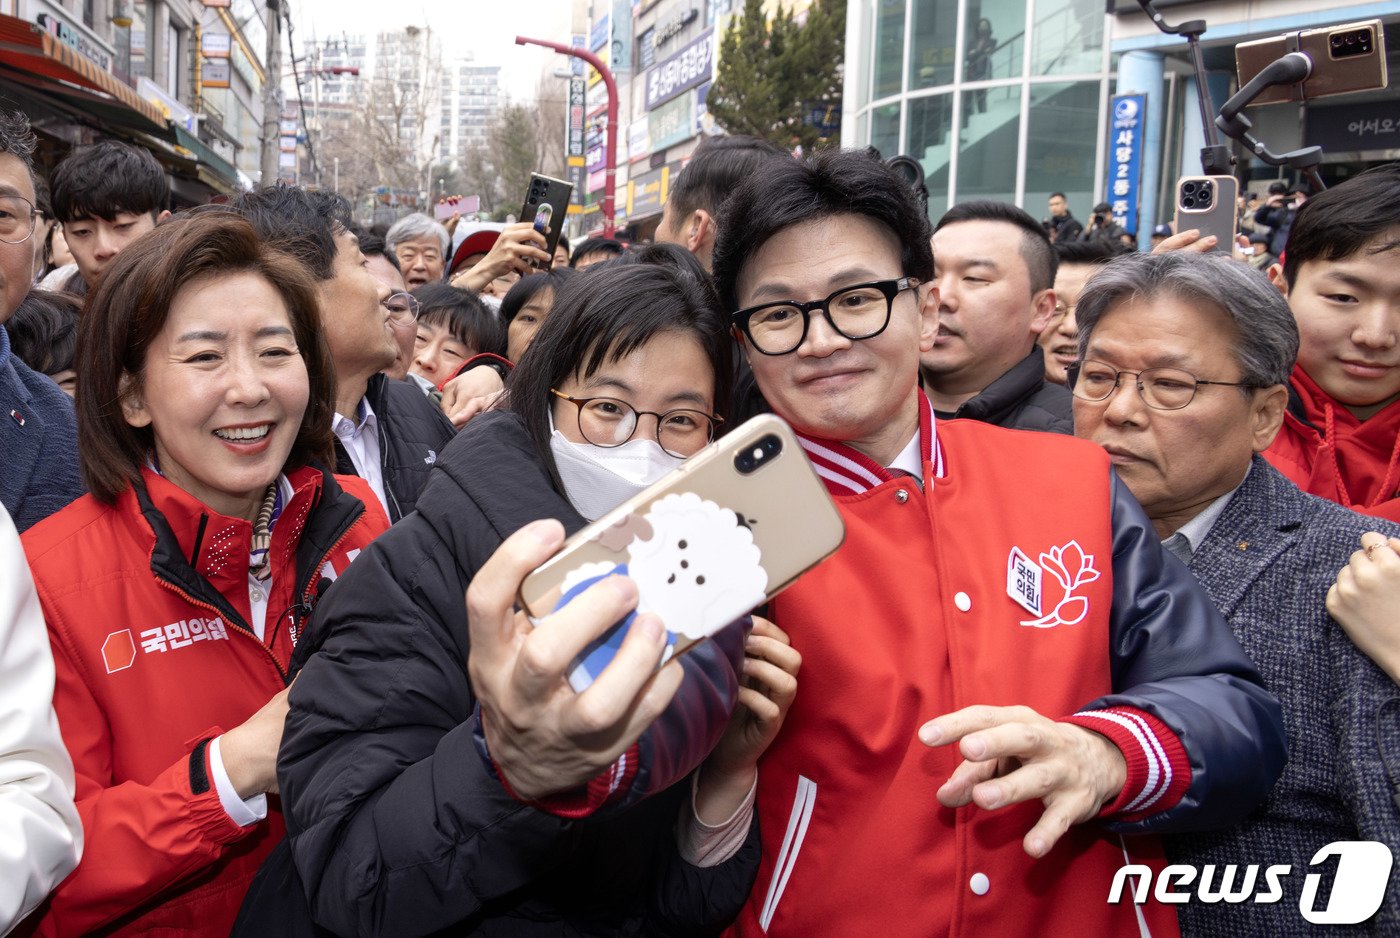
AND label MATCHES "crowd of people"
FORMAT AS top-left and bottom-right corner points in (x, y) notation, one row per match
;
(1, 95), (1399, 938)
